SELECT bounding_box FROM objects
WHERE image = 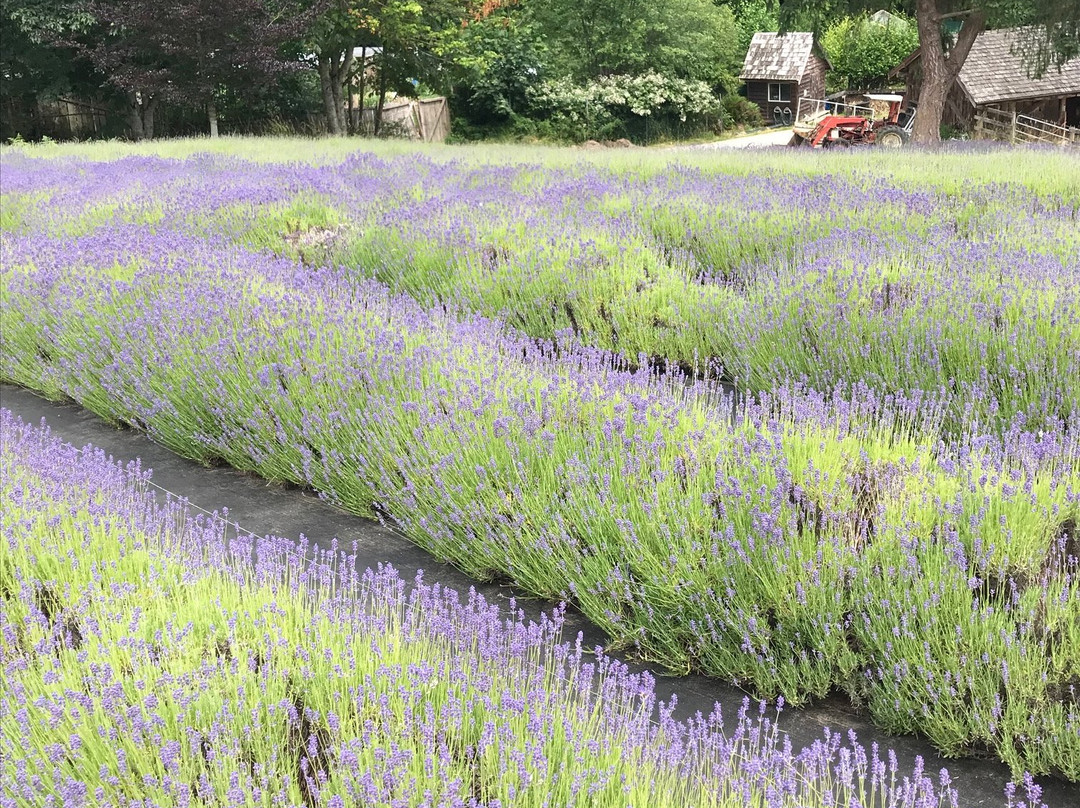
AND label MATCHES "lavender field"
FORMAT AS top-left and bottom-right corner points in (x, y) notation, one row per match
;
(1, 410), (974, 807)
(1, 141), (1078, 787)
